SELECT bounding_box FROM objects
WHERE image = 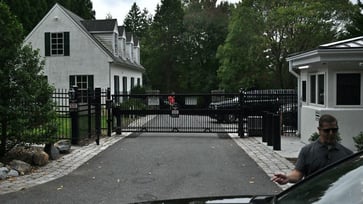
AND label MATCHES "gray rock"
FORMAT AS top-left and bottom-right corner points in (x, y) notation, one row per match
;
(5, 146), (34, 164)
(0, 167), (9, 173)
(55, 140), (71, 153)
(44, 143), (60, 160)
(0, 167), (10, 180)
(7, 169), (19, 177)
(0, 162), (4, 167)
(9, 160), (32, 175)
(32, 150), (49, 166)
(0, 172), (7, 180)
